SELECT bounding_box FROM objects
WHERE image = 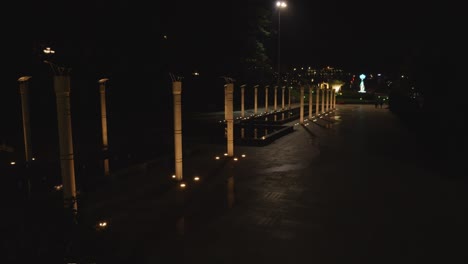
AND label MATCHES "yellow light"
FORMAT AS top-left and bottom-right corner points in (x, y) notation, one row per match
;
(215, 156), (220, 160)
(180, 183), (186, 188)
(233, 158), (238, 161)
(172, 174), (176, 179)
(32, 157), (36, 161)
(194, 176), (200, 181)
(99, 221), (107, 227)
(10, 161), (15, 165)
(54, 184), (63, 191)
(224, 153), (228, 156)
(241, 154), (246, 158)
